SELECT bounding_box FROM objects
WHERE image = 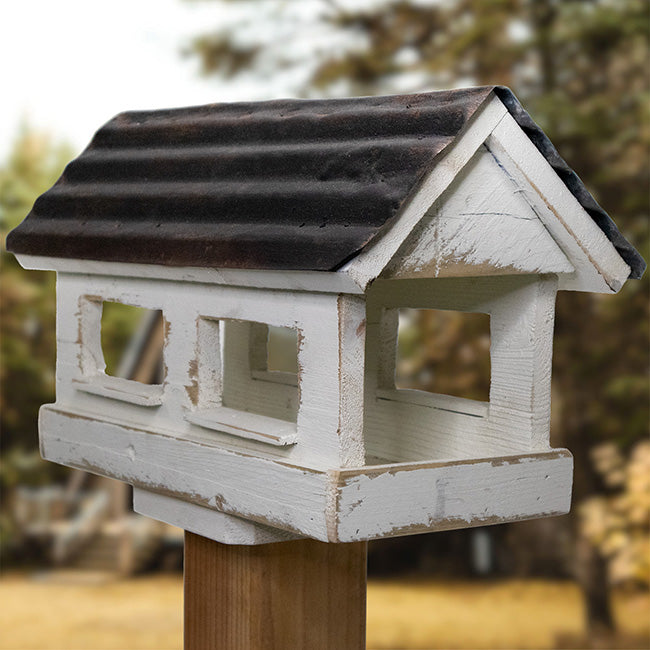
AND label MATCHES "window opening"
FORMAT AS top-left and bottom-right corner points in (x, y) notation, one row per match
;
(396, 309), (490, 402)
(188, 317), (299, 445)
(100, 302), (164, 384)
